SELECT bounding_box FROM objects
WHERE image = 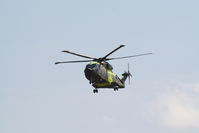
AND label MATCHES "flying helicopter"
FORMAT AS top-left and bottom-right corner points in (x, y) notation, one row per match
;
(55, 45), (152, 93)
